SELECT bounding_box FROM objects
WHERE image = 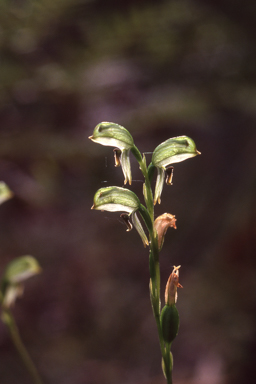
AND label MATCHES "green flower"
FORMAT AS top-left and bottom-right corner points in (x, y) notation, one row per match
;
(0, 256), (42, 308)
(152, 136), (200, 204)
(92, 186), (148, 247)
(0, 182), (13, 205)
(89, 122), (134, 185)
